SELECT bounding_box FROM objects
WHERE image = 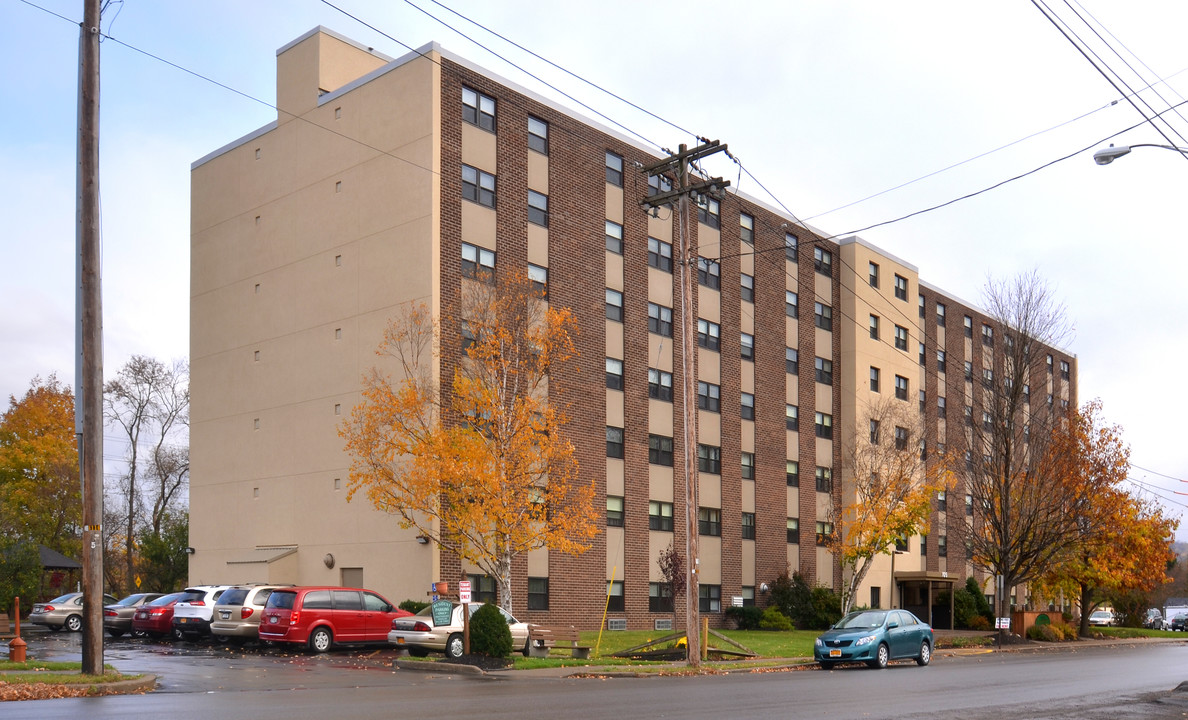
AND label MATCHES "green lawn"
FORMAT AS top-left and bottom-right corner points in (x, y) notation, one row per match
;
(0, 659), (127, 686)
